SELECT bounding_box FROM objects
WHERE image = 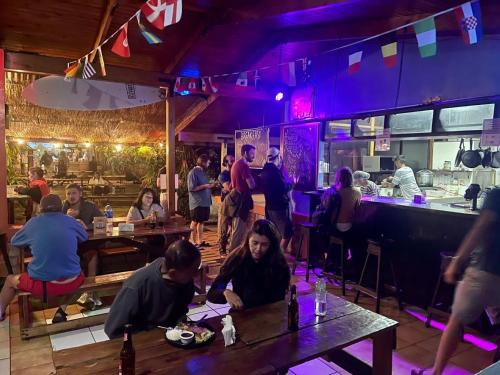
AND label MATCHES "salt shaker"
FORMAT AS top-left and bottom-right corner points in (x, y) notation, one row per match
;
(221, 315), (236, 347)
